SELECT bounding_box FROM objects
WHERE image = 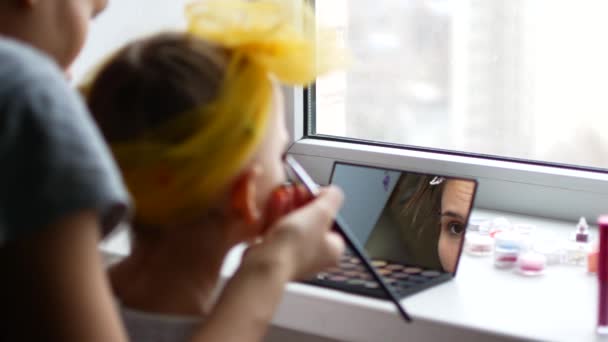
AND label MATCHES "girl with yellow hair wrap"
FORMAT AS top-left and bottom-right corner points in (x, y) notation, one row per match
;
(86, 1), (347, 341)
(90, 0), (344, 227)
